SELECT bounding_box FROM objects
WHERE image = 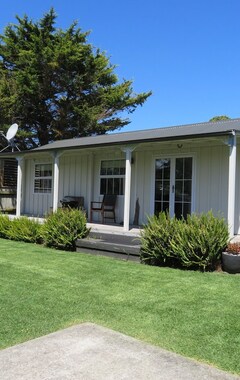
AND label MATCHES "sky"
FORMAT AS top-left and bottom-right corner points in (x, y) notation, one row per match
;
(0, 0), (240, 132)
